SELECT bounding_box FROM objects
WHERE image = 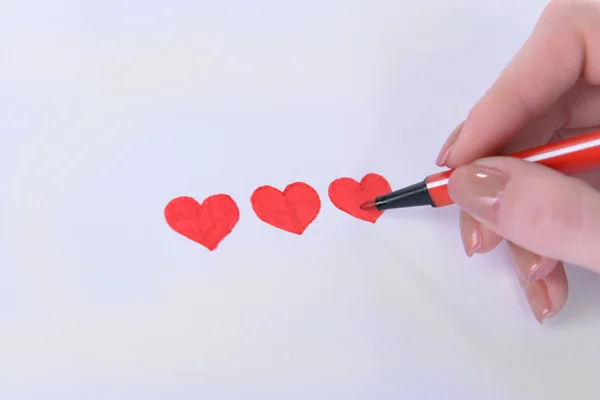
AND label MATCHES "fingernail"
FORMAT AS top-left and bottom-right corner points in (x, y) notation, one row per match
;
(459, 211), (482, 257)
(508, 242), (550, 282)
(436, 122), (464, 166)
(517, 274), (552, 324)
(448, 164), (509, 226)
